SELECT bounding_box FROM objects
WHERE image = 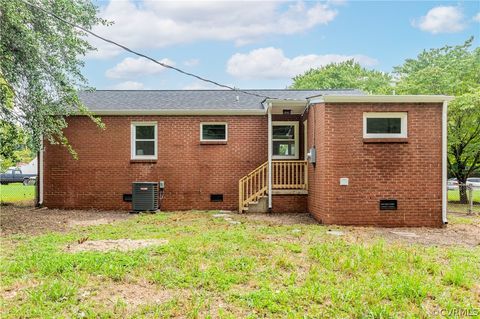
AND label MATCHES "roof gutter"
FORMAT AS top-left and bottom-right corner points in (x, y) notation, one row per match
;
(83, 109), (267, 116)
(309, 95), (453, 104)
